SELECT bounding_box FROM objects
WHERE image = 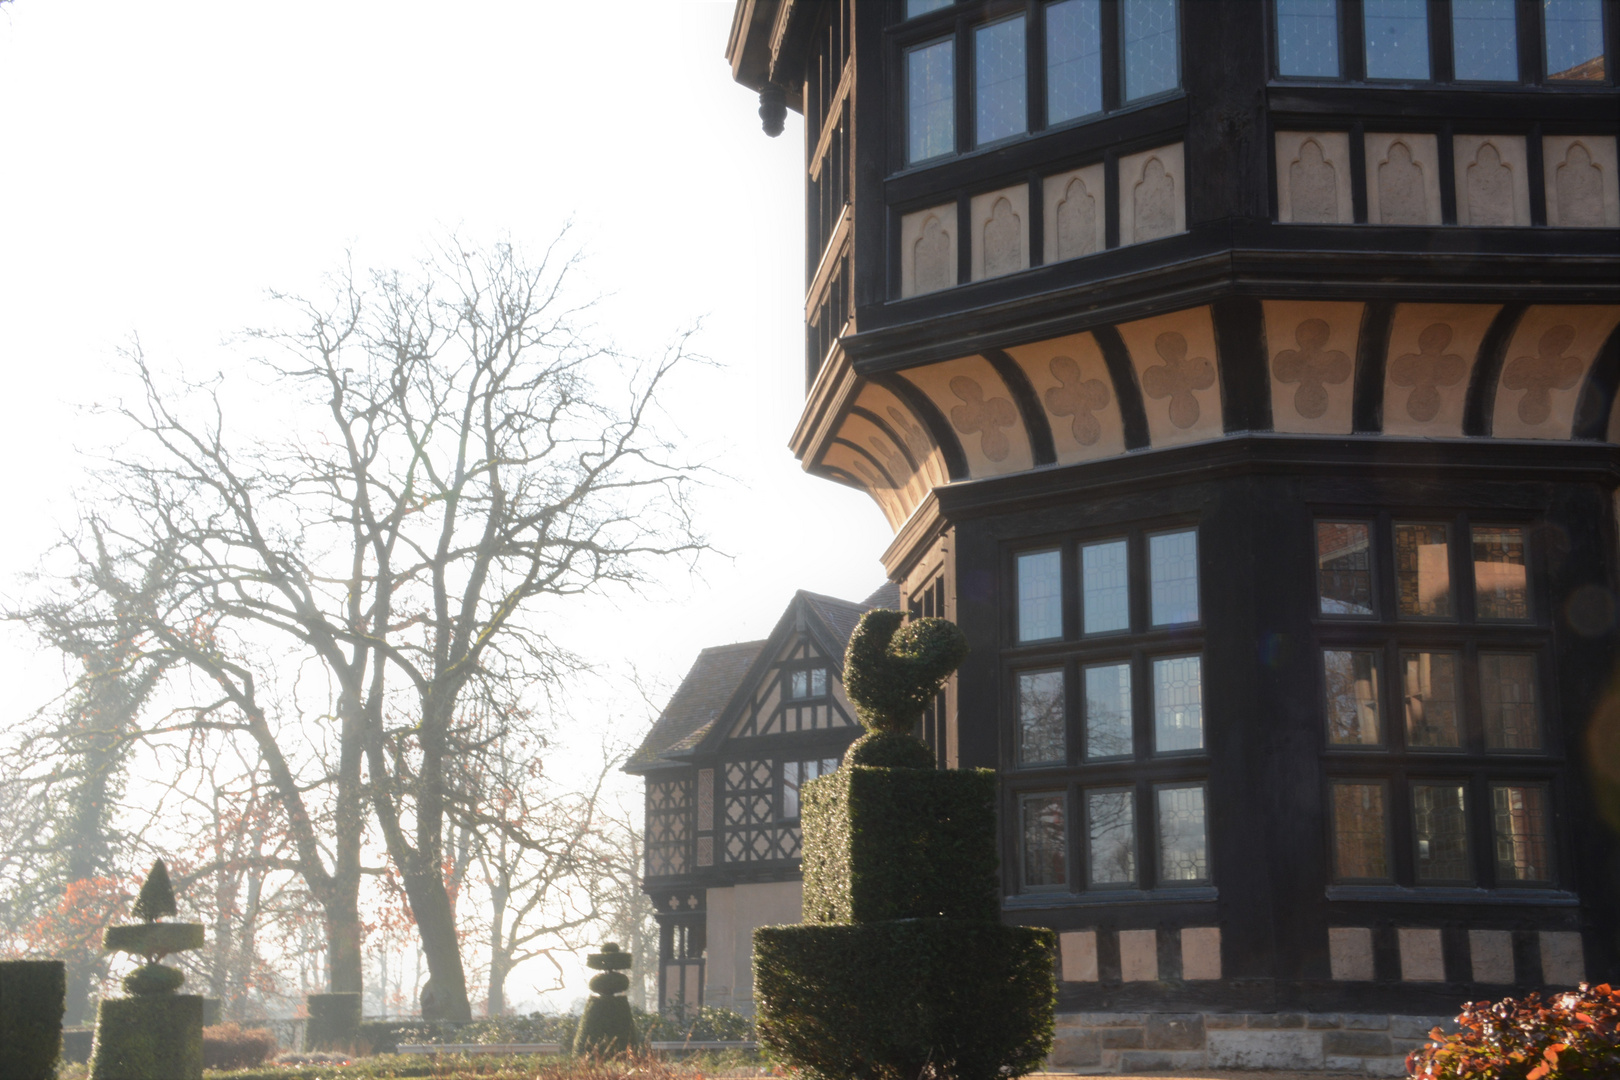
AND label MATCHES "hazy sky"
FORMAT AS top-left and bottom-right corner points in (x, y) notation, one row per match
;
(0, 0), (894, 1009)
